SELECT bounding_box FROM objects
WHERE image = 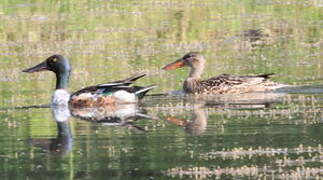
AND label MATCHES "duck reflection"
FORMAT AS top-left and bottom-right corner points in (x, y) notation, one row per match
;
(28, 106), (72, 156)
(28, 103), (155, 155)
(165, 93), (286, 135)
(167, 103), (207, 136)
(70, 104), (154, 132)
